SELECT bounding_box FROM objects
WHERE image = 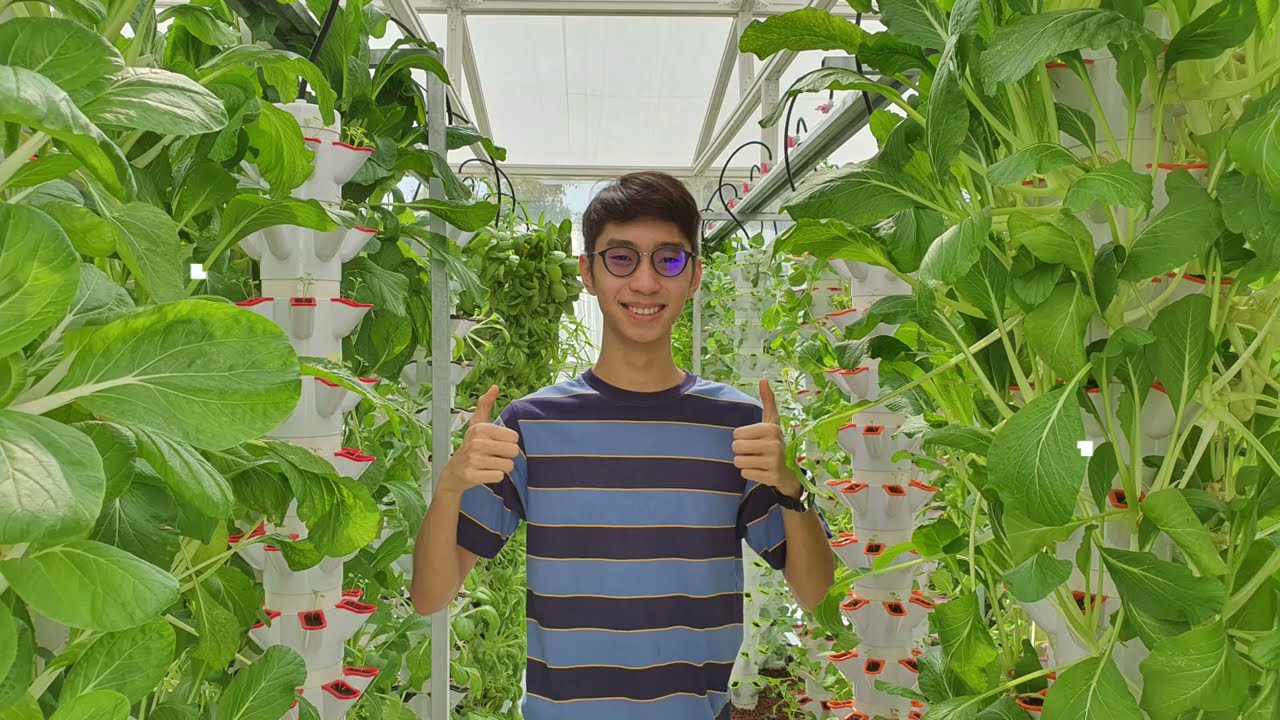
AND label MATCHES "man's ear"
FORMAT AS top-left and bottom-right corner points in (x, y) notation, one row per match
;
(579, 253), (596, 296)
(689, 256), (703, 295)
